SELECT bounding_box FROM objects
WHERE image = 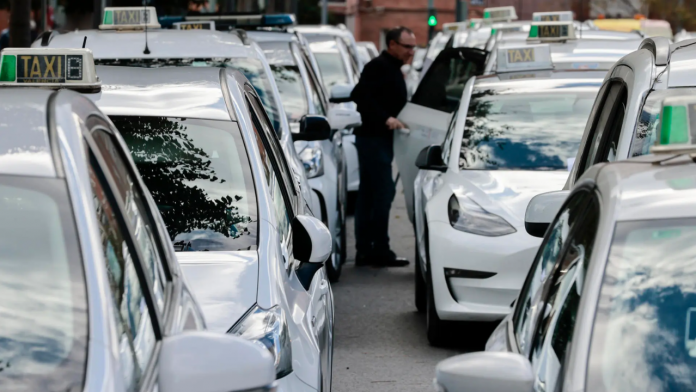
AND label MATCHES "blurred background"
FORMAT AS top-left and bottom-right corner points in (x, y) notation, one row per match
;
(3, 0), (696, 48)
